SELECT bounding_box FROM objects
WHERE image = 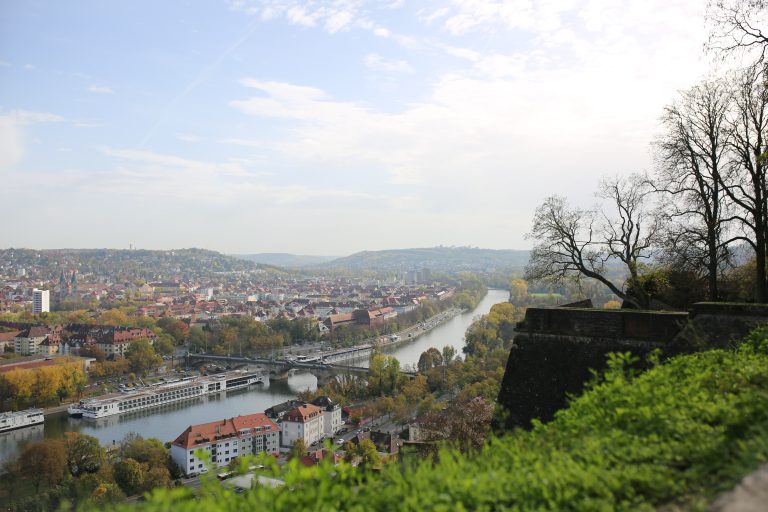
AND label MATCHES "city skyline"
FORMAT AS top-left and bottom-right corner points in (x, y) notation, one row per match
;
(0, 1), (728, 254)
